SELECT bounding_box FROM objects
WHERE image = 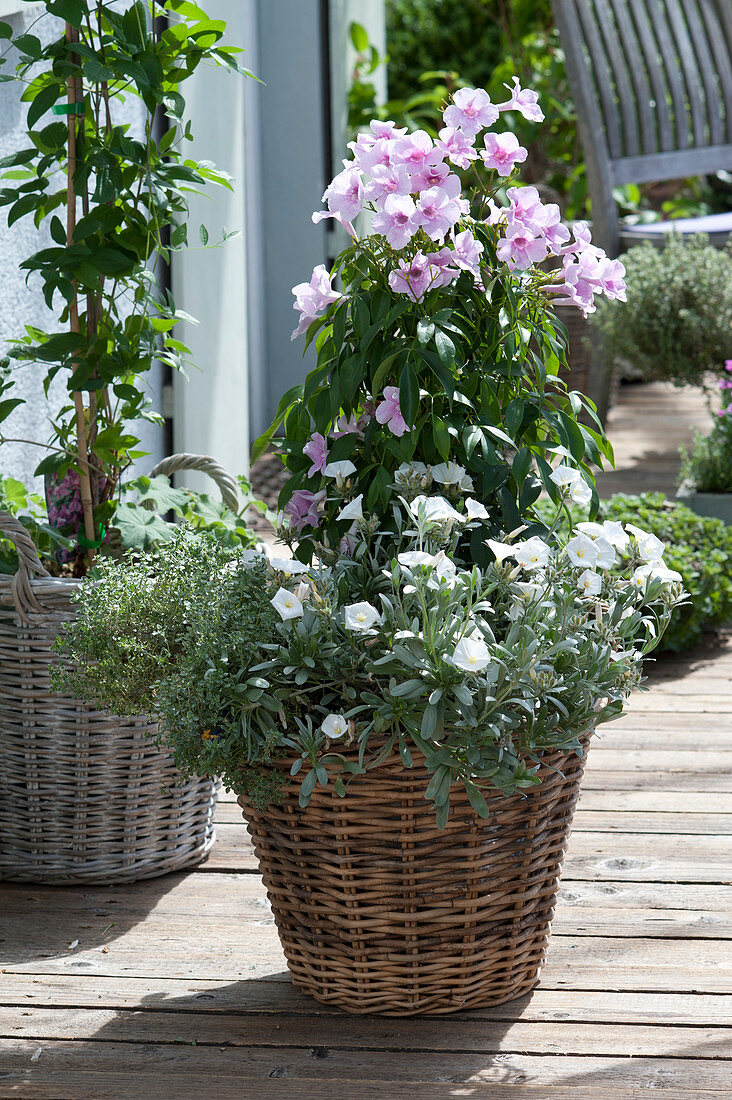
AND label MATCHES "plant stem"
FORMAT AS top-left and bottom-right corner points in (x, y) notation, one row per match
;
(65, 20), (96, 554)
